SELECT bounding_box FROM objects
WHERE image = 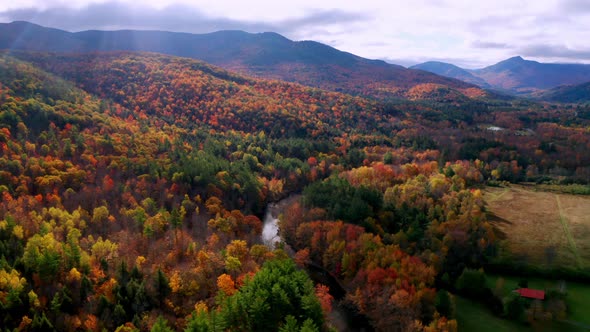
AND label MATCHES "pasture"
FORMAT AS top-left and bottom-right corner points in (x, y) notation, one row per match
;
(484, 185), (590, 271)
